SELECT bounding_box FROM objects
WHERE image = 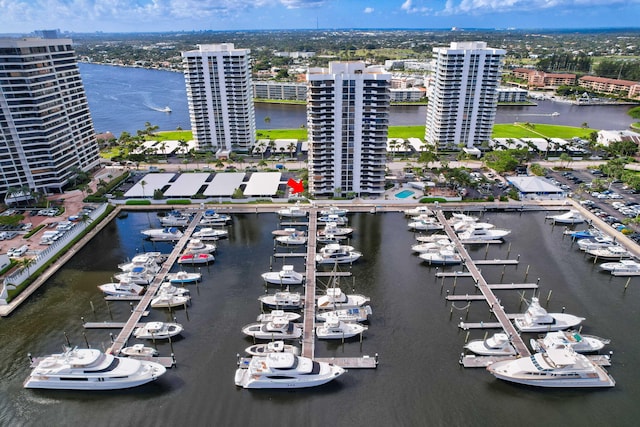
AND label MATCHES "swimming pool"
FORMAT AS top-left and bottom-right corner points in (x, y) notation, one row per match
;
(395, 190), (415, 199)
